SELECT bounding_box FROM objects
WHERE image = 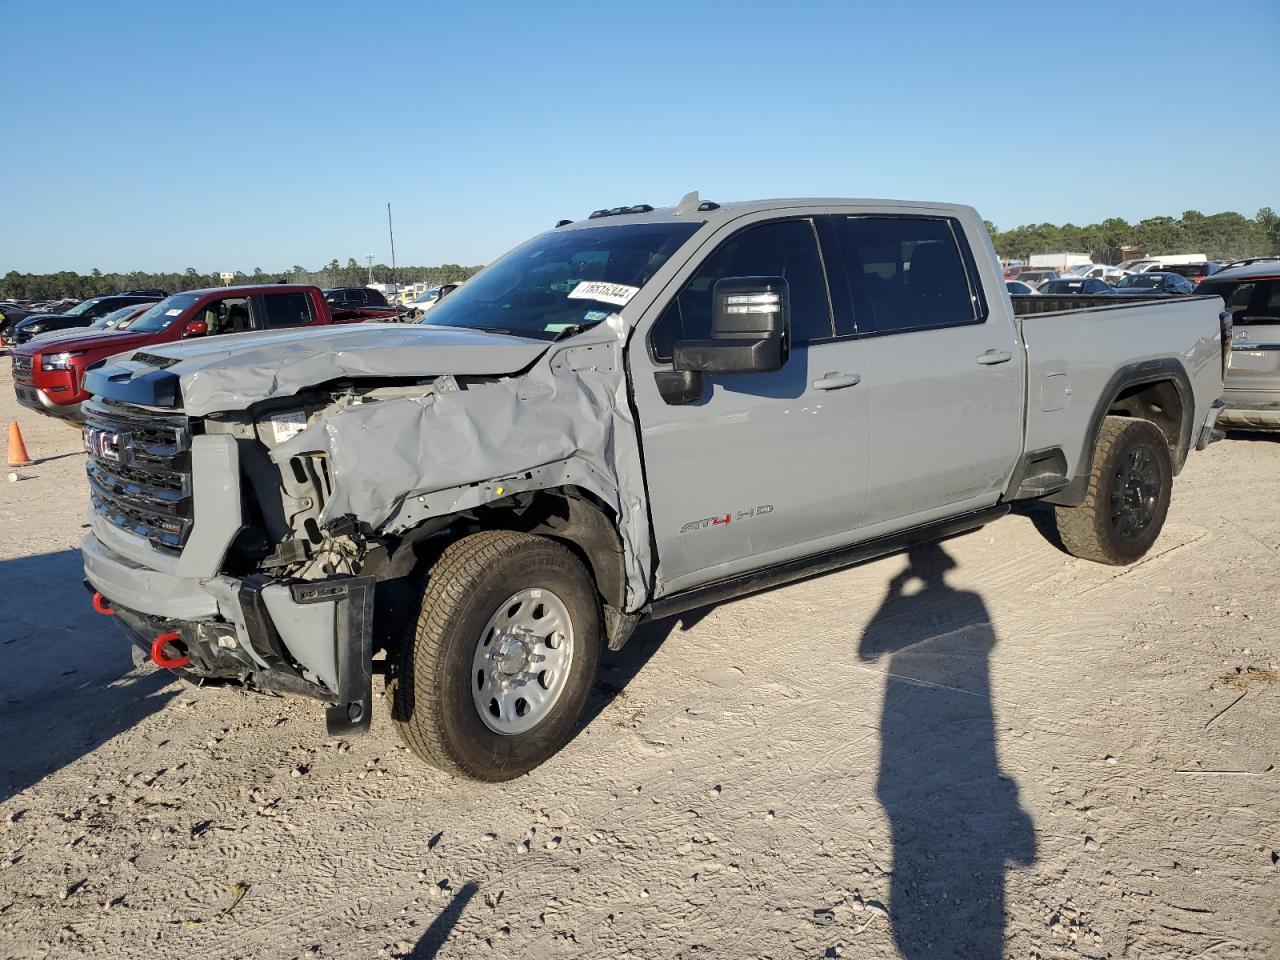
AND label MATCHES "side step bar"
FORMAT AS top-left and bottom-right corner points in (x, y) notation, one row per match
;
(645, 504), (1010, 622)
